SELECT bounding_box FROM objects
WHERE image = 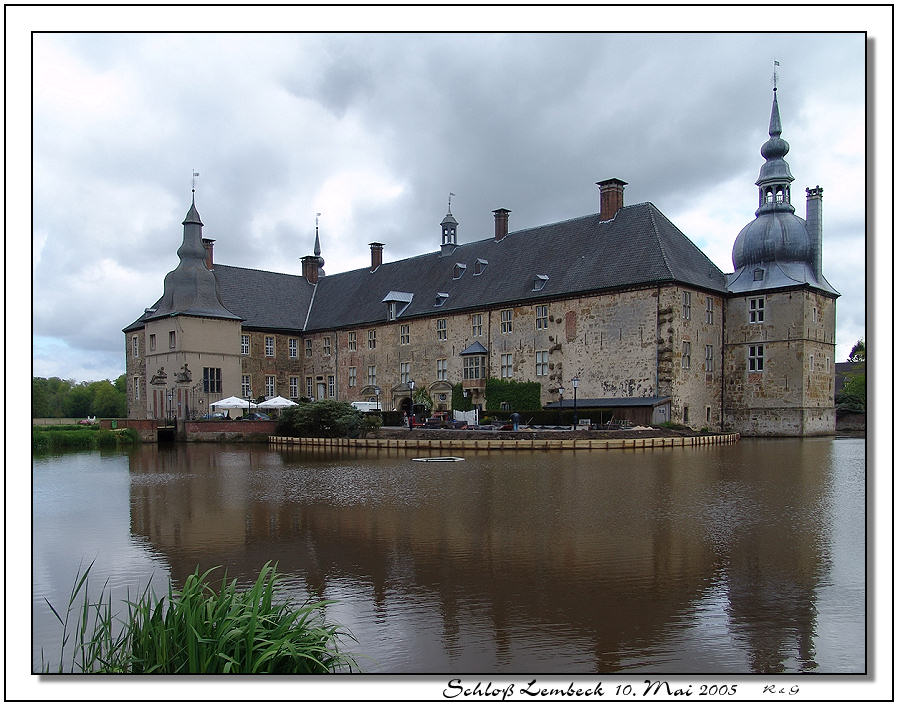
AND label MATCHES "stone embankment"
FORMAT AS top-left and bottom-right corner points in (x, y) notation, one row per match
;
(270, 427), (740, 452)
